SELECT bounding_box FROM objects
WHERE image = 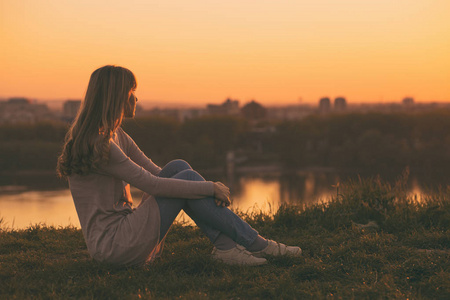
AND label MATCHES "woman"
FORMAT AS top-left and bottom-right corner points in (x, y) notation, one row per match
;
(57, 65), (301, 267)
